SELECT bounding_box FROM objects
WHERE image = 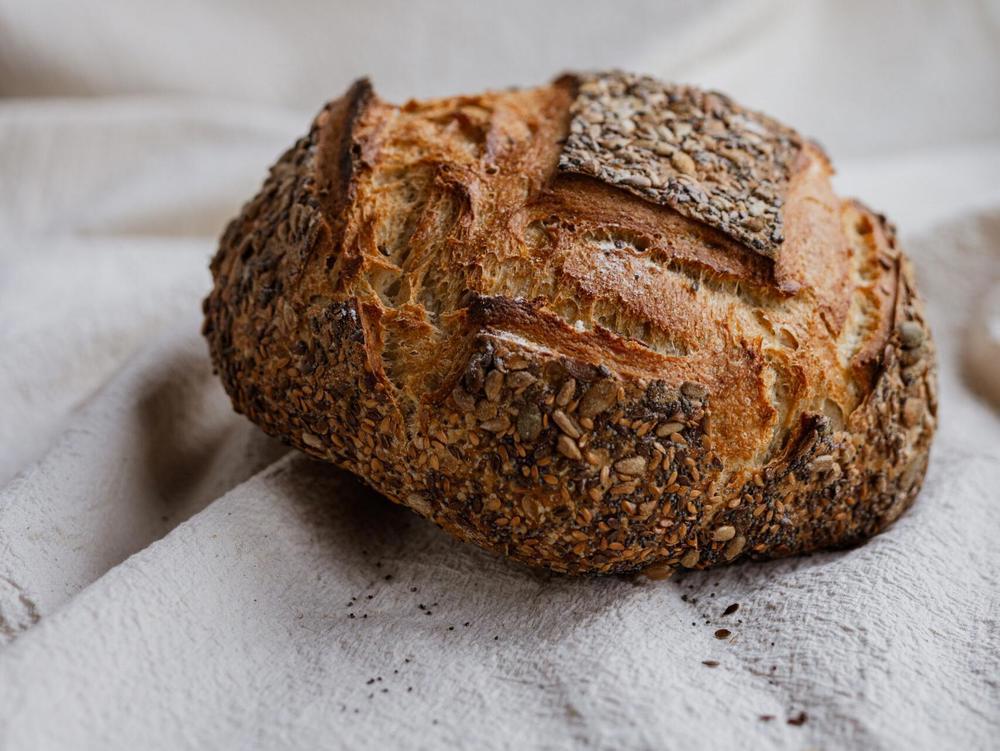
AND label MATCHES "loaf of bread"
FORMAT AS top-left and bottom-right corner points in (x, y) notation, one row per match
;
(203, 72), (937, 575)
